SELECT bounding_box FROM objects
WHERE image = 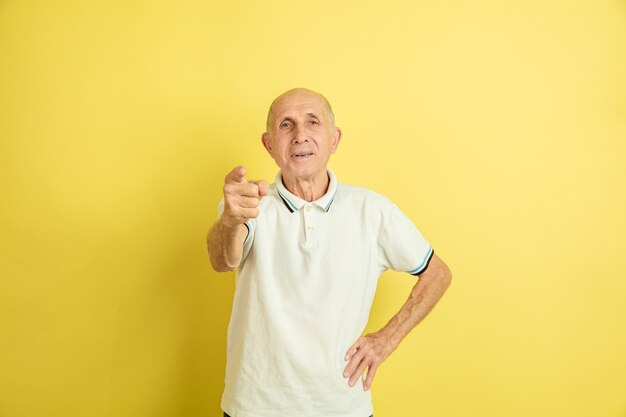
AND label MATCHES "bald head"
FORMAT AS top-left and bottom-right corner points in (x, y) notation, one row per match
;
(266, 88), (336, 132)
